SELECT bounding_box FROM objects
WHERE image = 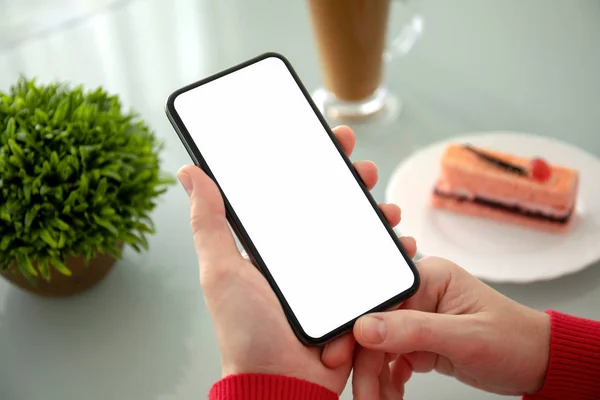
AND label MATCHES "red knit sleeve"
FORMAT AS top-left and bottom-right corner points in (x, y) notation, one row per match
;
(523, 310), (600, 400)
(208, 373), (338, 400)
